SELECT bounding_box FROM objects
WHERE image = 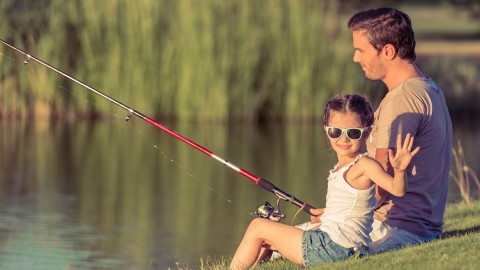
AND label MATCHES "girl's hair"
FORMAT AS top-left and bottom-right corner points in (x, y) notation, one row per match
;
(347, 7), (416, 61)
(322, 94), (374, 127)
